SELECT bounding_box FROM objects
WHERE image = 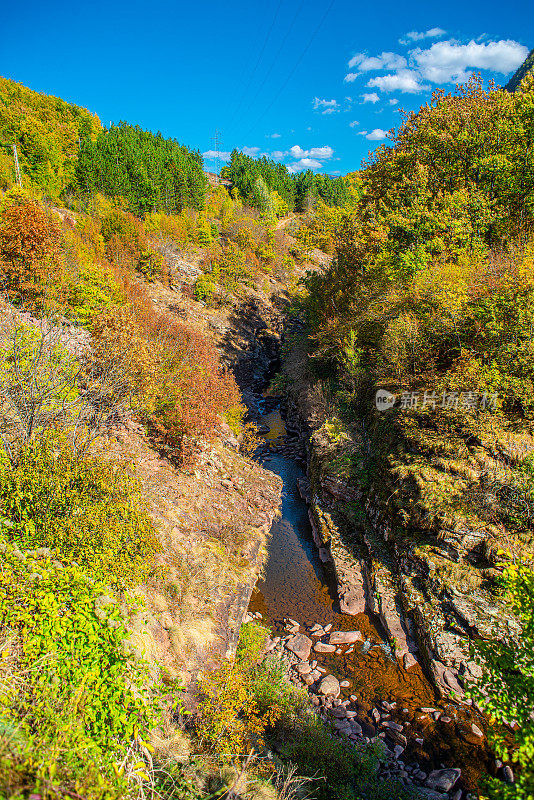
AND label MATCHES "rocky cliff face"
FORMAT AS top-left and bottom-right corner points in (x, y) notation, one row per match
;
(278, 331), (522, 708)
